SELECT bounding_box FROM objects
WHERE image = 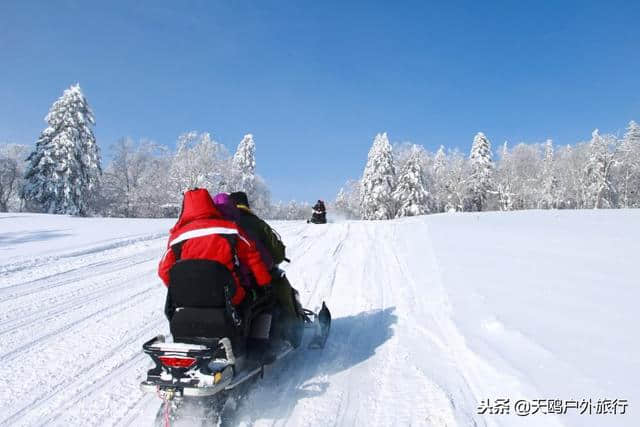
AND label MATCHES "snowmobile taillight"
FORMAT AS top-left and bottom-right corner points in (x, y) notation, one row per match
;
(159, 356), (196, 368)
